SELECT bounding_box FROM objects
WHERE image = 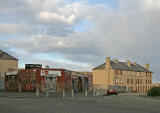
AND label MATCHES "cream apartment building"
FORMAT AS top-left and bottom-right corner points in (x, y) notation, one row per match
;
(0, 50), (18, 90)
(93, 57), (153, 92)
